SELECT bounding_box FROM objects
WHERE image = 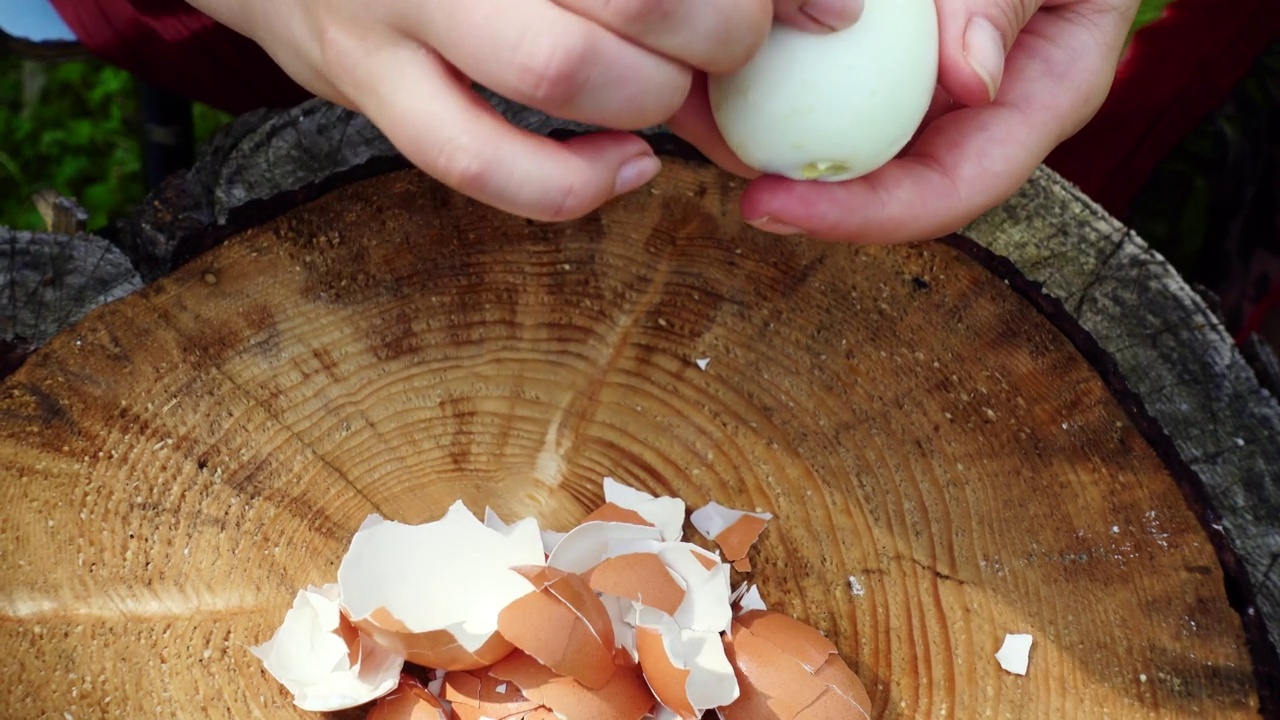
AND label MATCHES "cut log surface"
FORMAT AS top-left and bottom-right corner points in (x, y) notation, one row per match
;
(0, 161), (1263, 717)
(0, 228), (142, 351)
(966, 170), (1280, 661)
